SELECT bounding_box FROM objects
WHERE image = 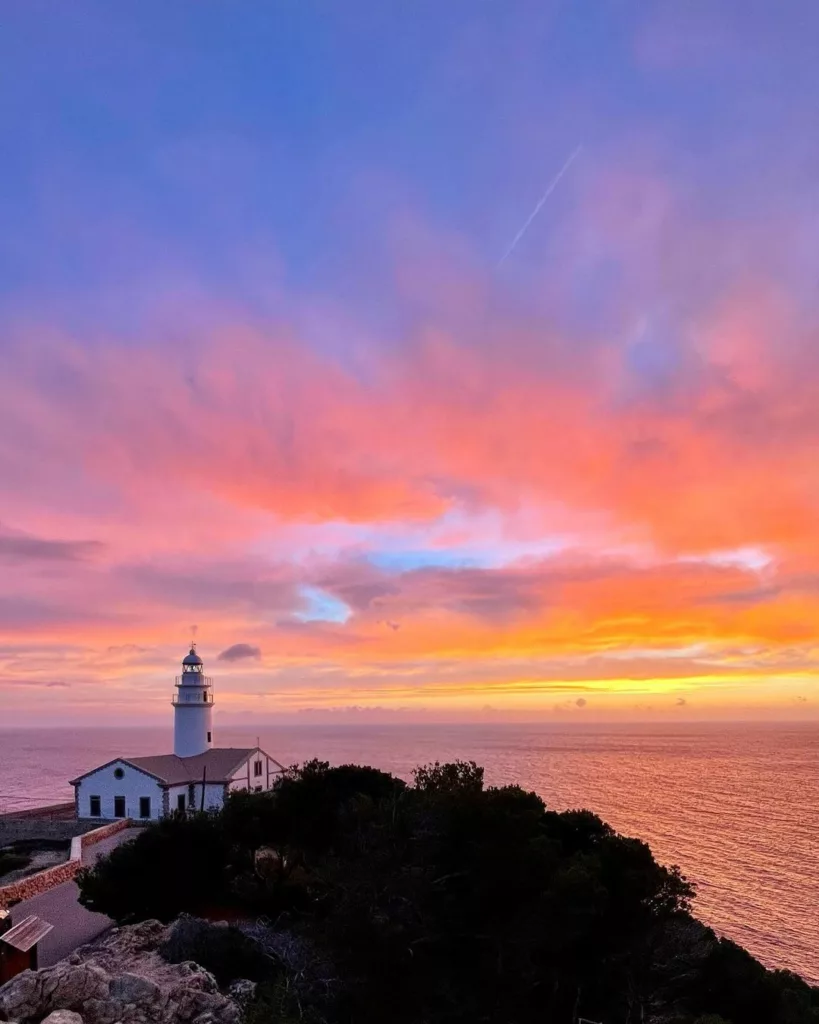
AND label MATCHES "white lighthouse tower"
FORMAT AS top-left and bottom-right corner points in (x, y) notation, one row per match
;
(172, 645), (214, 758)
